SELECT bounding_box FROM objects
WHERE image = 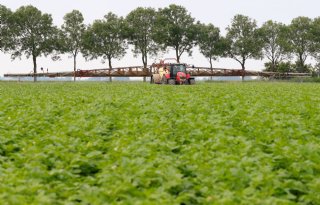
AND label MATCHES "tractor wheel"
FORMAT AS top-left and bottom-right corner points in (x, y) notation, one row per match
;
(189, 79), (195, 85)
(168, 79), (175, 85)
(162, 77), (167, 84)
